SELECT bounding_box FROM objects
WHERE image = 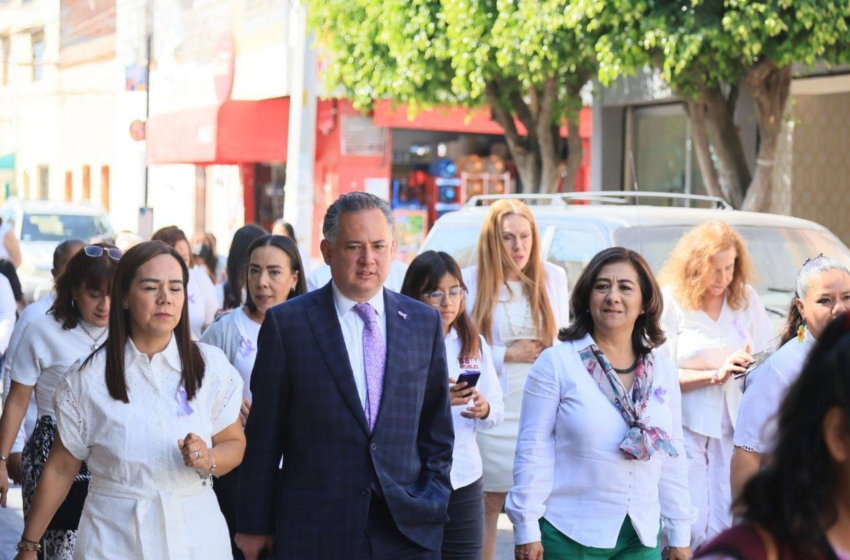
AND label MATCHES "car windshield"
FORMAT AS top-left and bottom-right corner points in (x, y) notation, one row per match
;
(420, 225), (482, 268)
(614, 225), (850, 315)
(20, 213), (114, 242)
